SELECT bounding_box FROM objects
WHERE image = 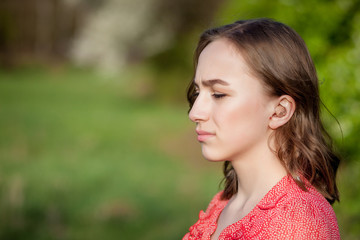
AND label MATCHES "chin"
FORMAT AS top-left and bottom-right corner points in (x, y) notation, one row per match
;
(201, 149), (227, 162)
